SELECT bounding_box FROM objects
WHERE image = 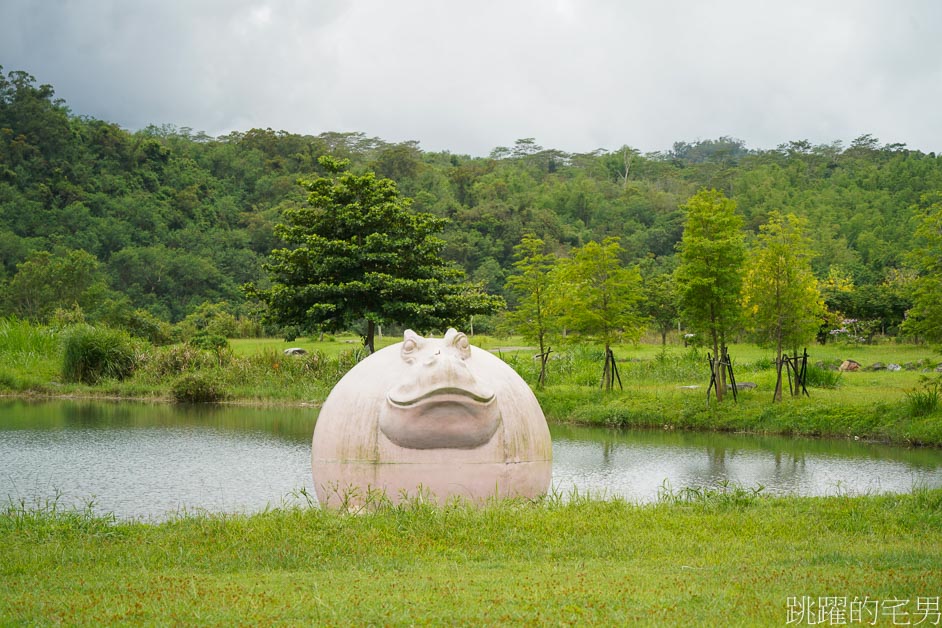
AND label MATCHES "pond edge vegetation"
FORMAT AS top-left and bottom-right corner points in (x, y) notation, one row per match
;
(2, 317), (941, 448)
